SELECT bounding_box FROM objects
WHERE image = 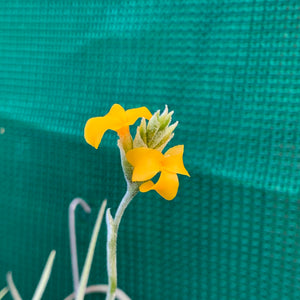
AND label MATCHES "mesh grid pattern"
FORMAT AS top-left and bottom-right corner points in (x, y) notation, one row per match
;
(1, 1), (300, 299)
